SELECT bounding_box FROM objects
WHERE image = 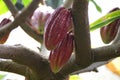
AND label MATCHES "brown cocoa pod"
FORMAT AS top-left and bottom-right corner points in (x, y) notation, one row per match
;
(49, 33), (74, 73)
(0, 18), (11, 44)
(44, 7), (73, 50)
(100, 7), (120, 44)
